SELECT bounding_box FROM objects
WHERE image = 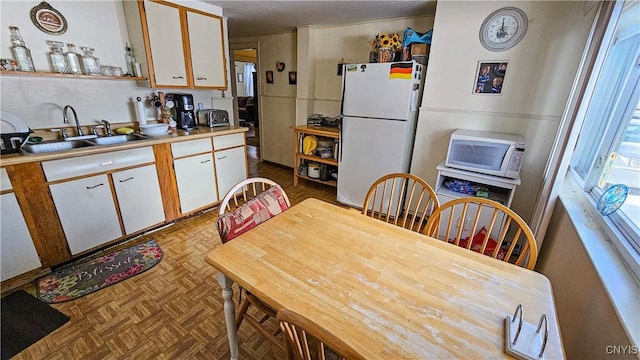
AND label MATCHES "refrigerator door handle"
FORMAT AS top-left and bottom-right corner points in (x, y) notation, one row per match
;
(339, 119), (343, 162)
